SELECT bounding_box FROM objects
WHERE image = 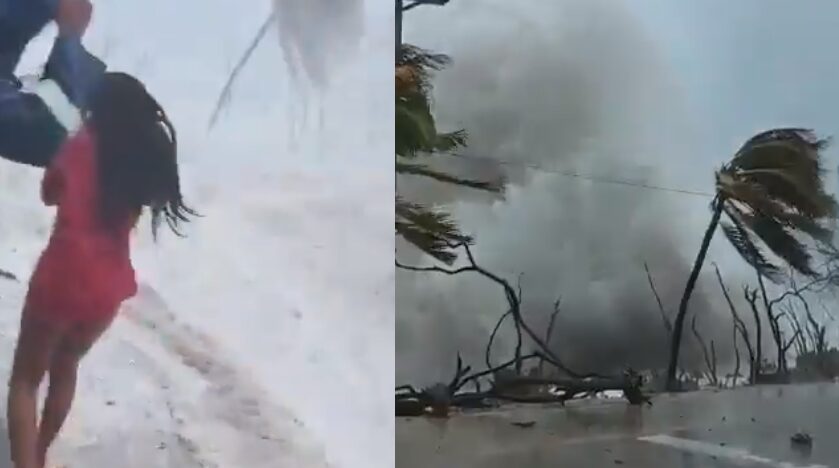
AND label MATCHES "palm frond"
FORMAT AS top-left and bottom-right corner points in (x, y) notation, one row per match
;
(735, 209), (816, 277)
(714, 128), (839, 279)
(395, 89), (468, 157)
(725, 130), (836, 218)
(396, 91), (438, 157)
(397, 44), (451, 94)
(396, 197), (472, 264)
(730, 140), (820, 176)
(717, 174), (835, 244)
(434, 130), (468, 153)
(733, 128), (829, 161)
(396, 161), (504, 192)
(208, 11), (276, 129)
(737, 167), (836, 218)
(773, 211), (834, 245)
(721, 204), (784, 282)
